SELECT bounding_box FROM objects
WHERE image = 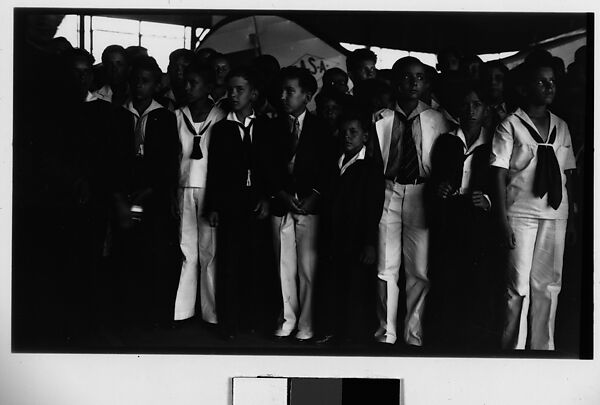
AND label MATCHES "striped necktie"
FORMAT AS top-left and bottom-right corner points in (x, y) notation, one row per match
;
(395, 114), (420, 184)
